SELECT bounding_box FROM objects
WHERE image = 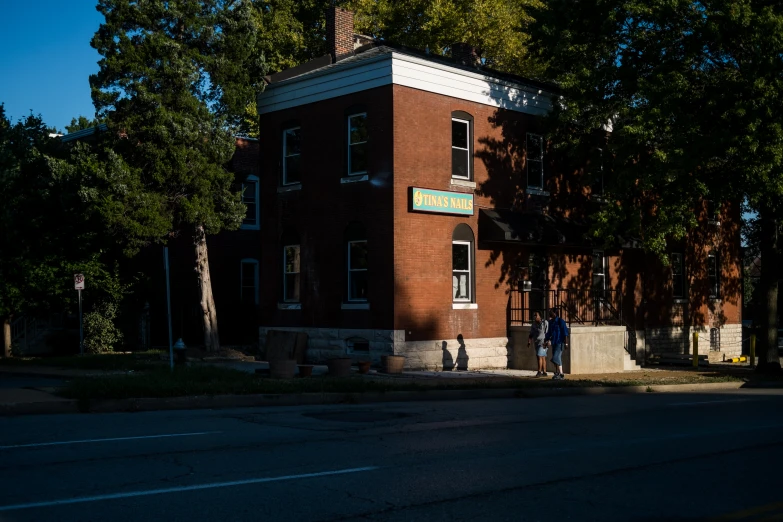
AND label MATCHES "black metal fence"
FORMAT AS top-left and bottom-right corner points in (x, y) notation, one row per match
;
(509, 286), (623, 326)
